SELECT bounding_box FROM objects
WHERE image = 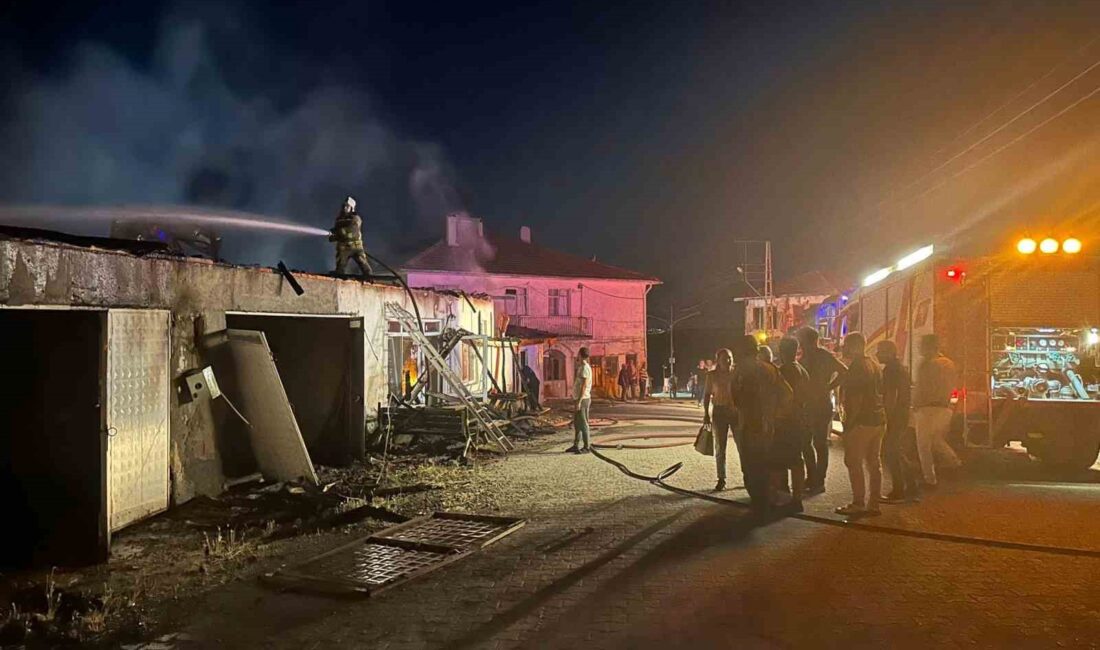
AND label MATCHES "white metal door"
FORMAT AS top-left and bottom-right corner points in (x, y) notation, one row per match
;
(106, 309), (170, 531)
(217, 329), (319, 485)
